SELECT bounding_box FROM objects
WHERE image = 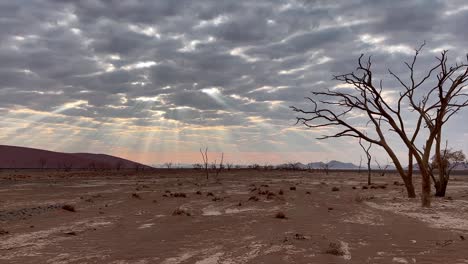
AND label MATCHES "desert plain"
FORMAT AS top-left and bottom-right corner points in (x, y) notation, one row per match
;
(1, 169), (468, 263)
